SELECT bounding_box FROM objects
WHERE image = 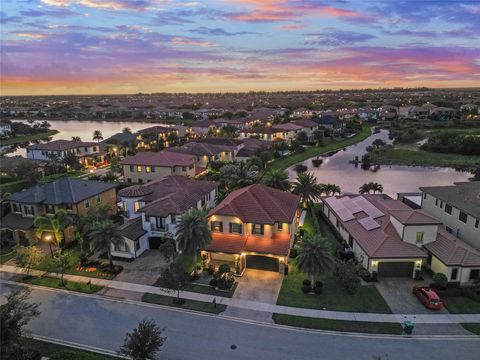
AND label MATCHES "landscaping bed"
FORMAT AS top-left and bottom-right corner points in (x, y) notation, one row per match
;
(15, 275), (103, 294)
(142, 293), (226, 314)
(272, 314), (403, 334)
(24, 338), (118, 359)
